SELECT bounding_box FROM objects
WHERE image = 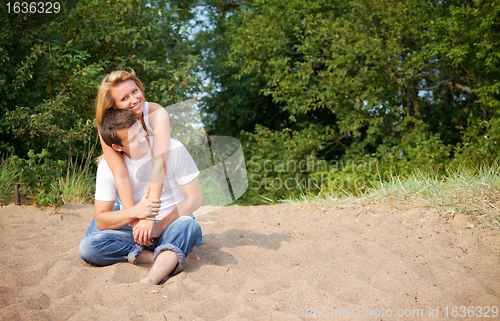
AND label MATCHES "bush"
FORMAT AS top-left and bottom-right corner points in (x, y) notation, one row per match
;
(10, 149), (66, 206)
